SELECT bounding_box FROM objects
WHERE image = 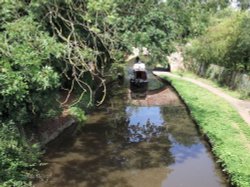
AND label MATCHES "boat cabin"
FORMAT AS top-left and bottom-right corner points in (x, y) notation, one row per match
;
(130, 61), (148, 86)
